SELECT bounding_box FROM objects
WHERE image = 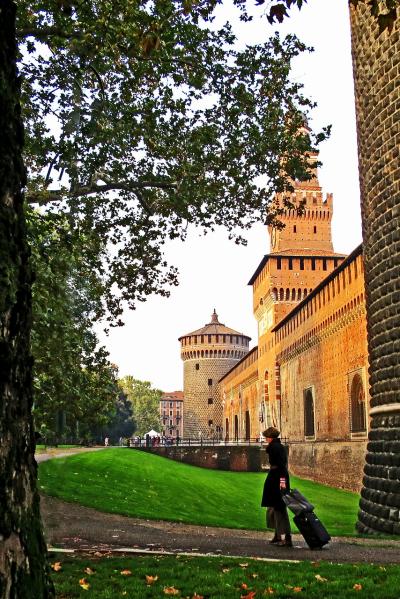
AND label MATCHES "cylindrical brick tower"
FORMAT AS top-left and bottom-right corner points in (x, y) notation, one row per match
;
(350, 5), (400, 535)
(179, 310), (250, 438)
